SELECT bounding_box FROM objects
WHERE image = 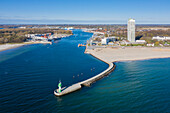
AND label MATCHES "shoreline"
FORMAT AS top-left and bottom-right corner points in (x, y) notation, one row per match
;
(54, 46), (170, 96)
(86, 46), (170, 63)
(0, 43), (25, 52)
(0, 34), (73, 52)
(114, 56), (170, 62)
(0, 41), (51, 52)
(54, 46), (116, 96)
